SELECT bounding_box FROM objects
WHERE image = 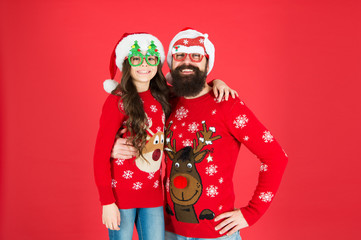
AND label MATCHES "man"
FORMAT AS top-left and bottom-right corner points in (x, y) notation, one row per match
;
(113, 28), (288, 239)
